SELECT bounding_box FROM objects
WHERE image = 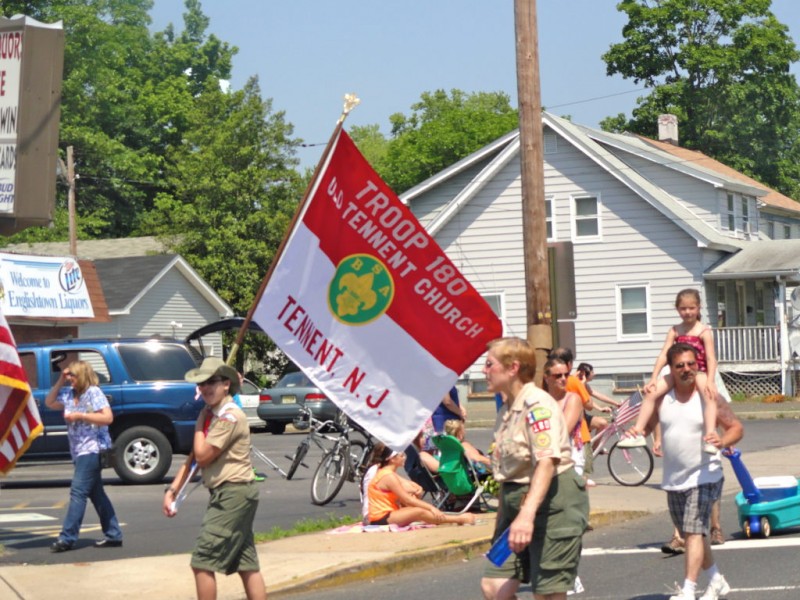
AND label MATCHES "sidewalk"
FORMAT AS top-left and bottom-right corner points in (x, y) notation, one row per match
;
(1, 402), (798, 599)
